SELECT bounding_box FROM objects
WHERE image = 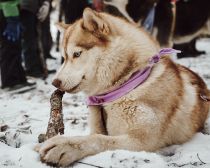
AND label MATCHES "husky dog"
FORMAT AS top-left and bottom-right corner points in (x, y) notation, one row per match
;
(104, 0), (210, 57)
(37, 8), (210, 167)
